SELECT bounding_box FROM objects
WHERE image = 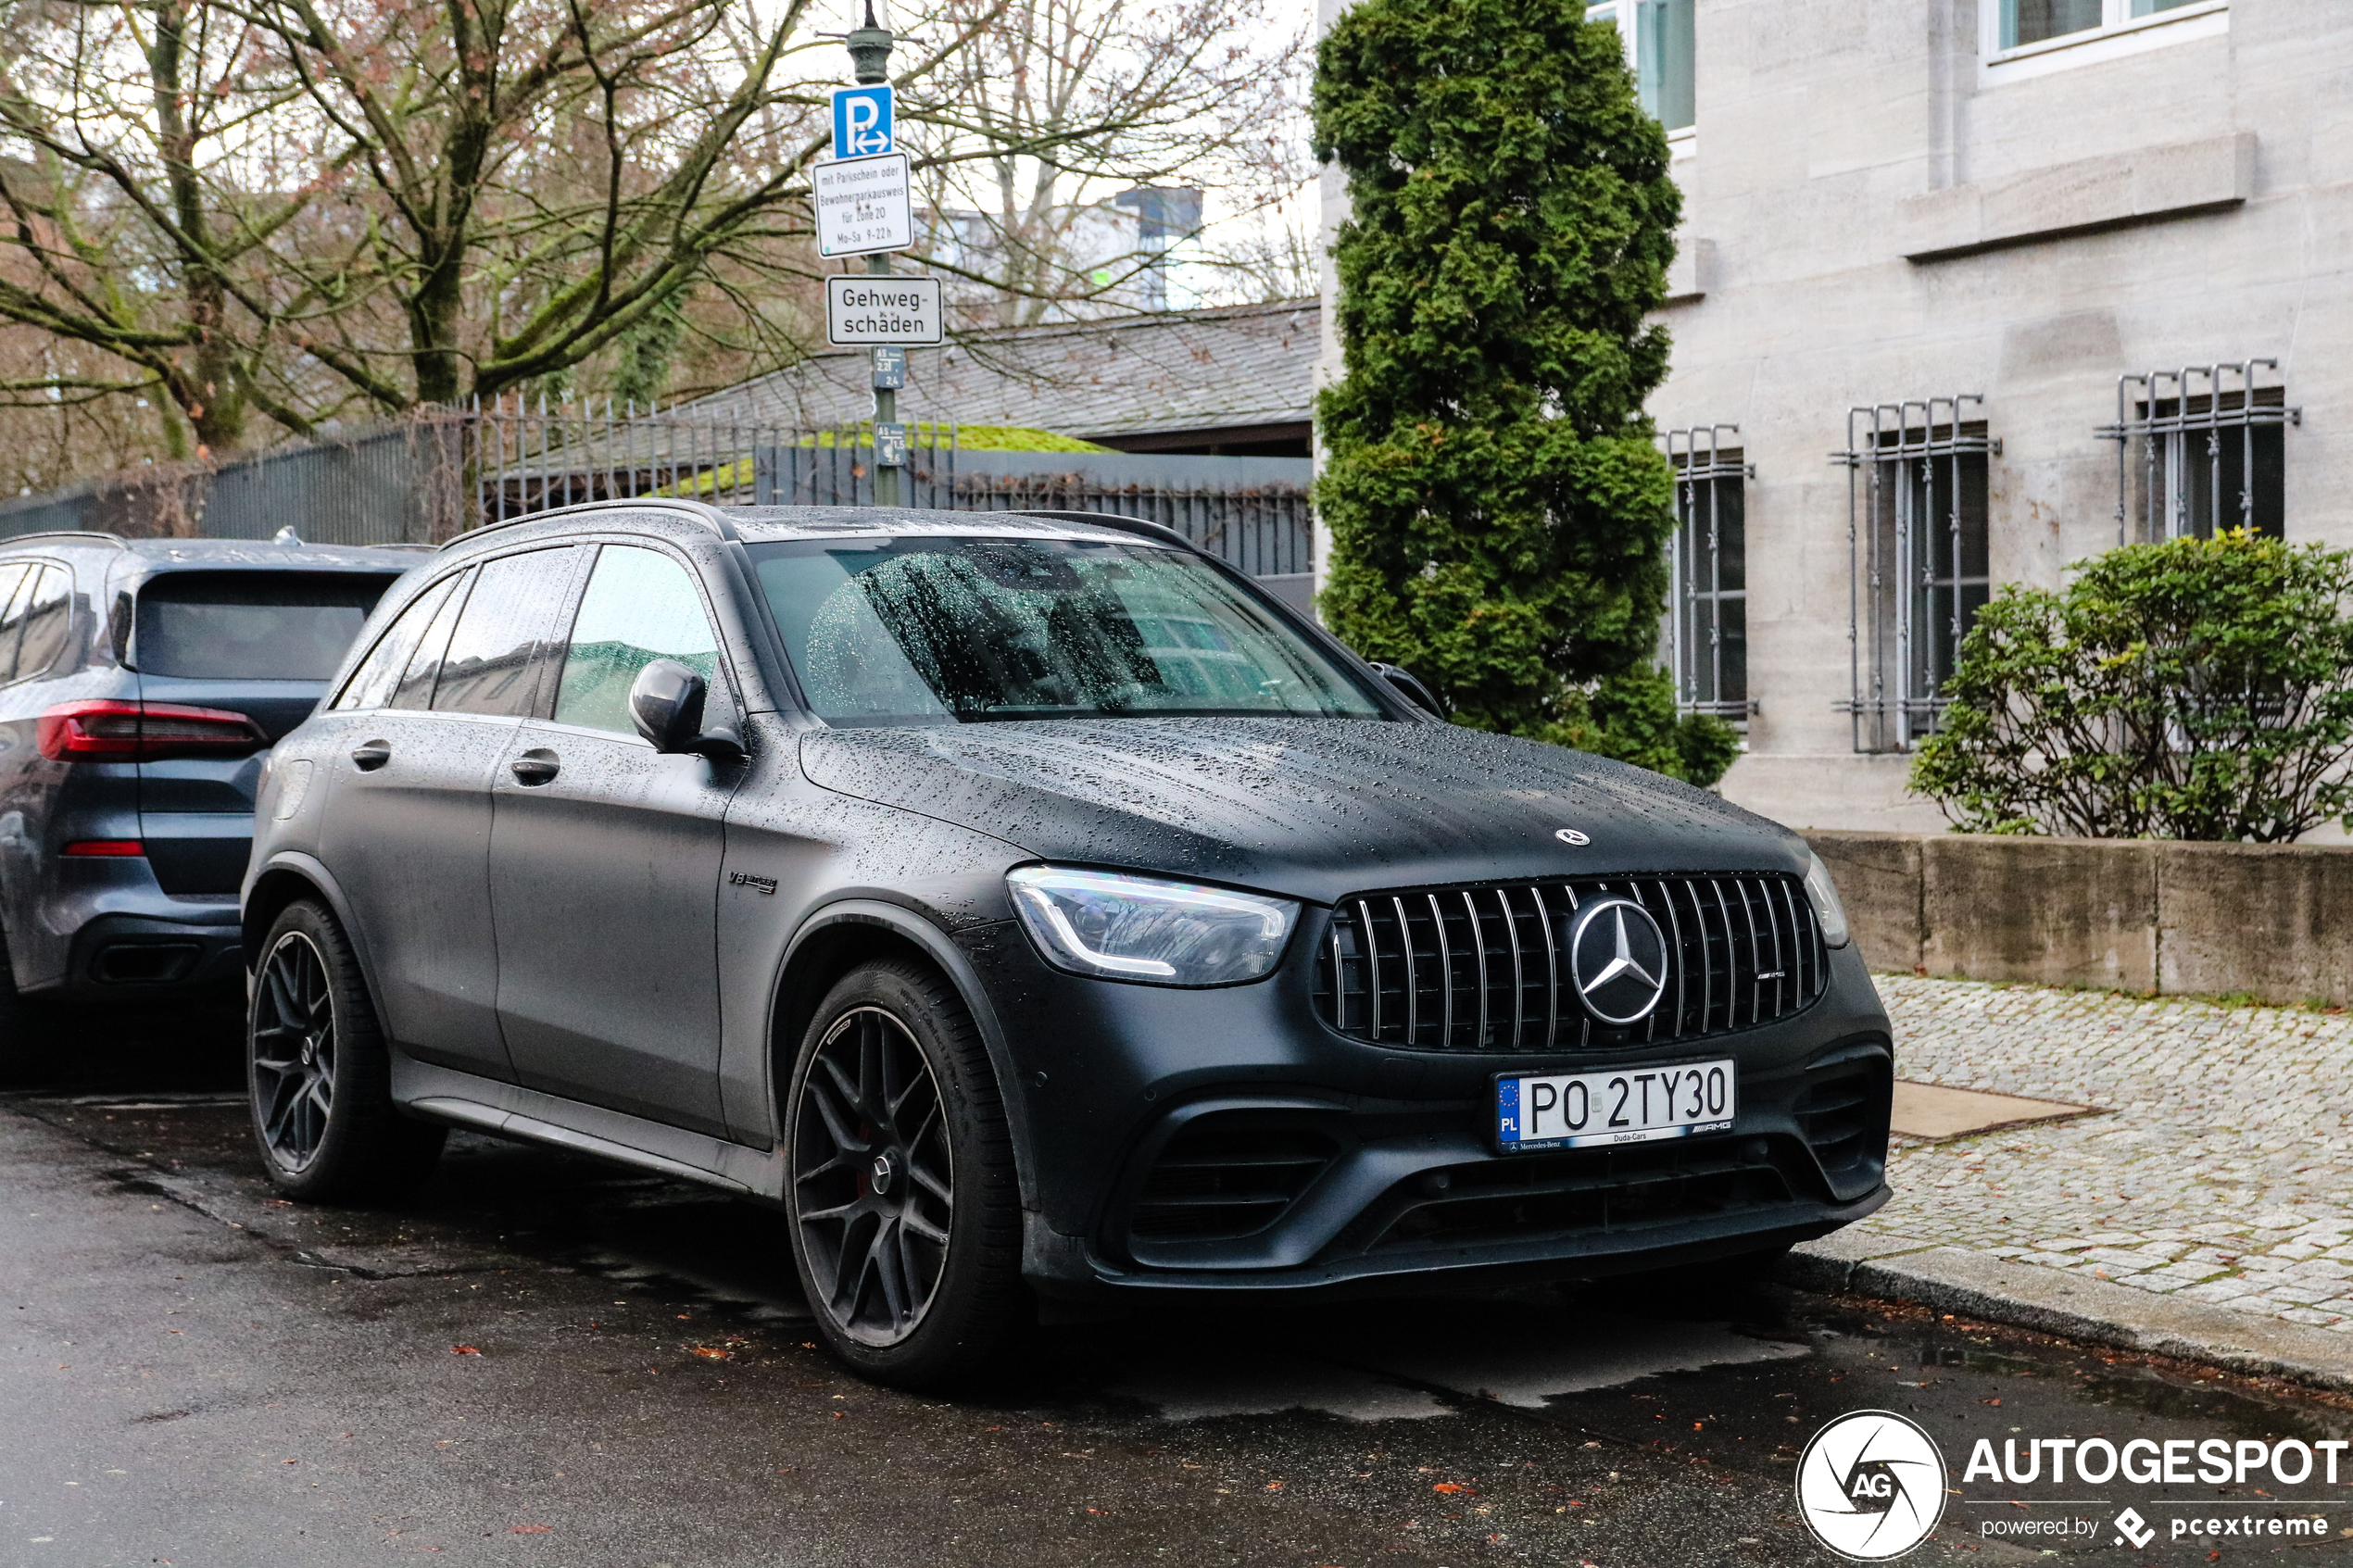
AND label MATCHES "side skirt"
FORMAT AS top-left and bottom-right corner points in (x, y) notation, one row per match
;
(393, 1054), (787, 1205)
